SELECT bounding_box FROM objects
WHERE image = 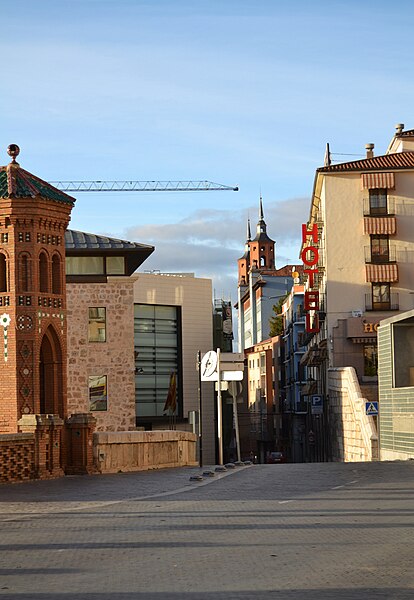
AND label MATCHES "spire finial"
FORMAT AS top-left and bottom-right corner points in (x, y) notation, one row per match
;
(247, 218), (251, 241)
(7, 144), (20, 165)
(259, 194), (264, 221)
